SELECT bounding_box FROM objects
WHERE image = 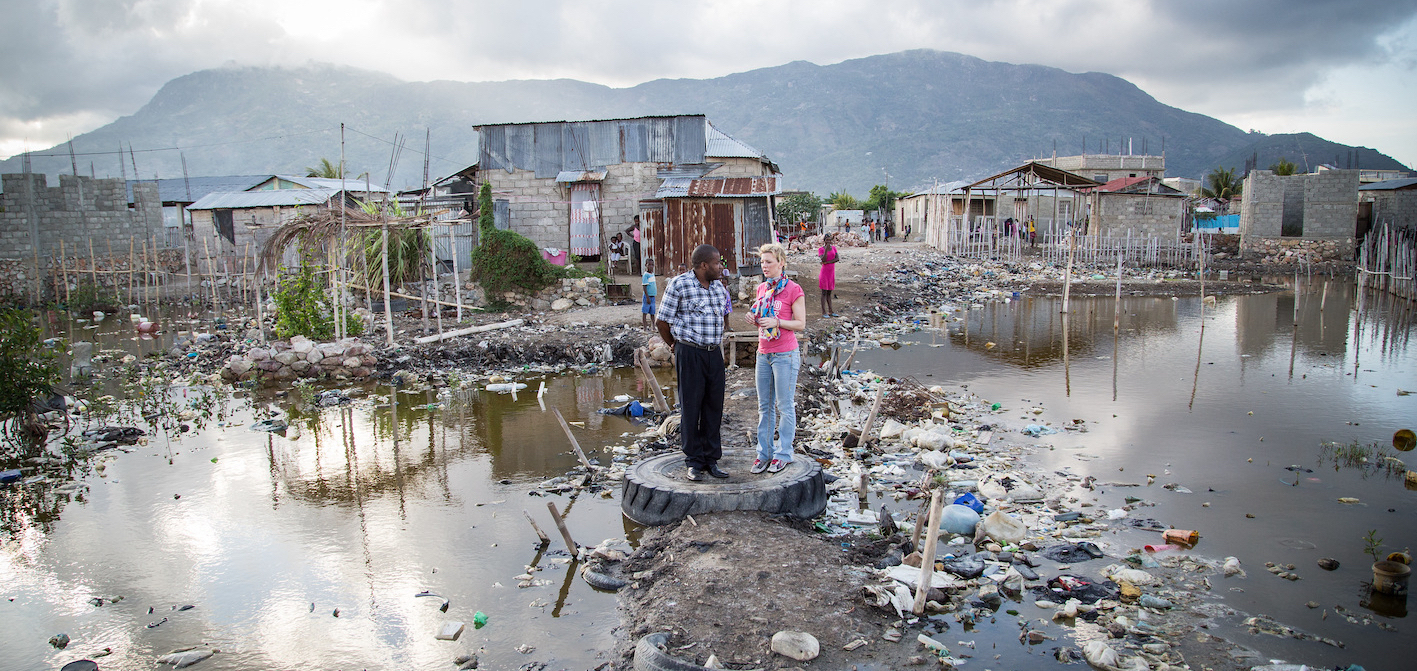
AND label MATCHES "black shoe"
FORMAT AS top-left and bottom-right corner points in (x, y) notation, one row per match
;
(685, 467), (704, 481)
(707, 465), (730, 479)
